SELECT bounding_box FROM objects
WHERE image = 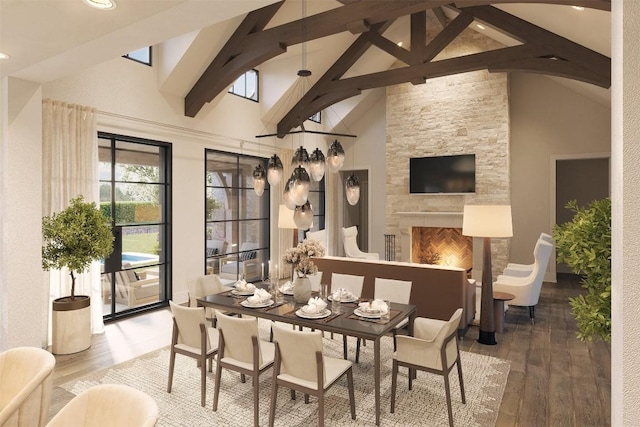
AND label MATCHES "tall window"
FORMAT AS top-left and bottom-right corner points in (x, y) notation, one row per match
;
(229, 69), (259, 101)
(205, 150), (269, 281)
(307, 179), (325, 232)
(309, 111), (321, 124)
(99, 133), (171, 320)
